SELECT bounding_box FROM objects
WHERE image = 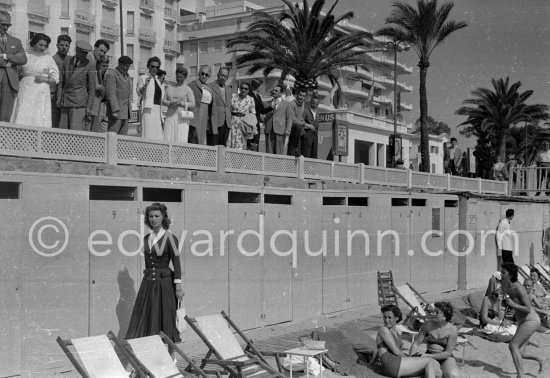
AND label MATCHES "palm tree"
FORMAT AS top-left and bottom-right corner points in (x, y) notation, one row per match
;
(456, 77), (549, 160)
(226, 0), (372, 90)
(376, 0), (467, 172)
